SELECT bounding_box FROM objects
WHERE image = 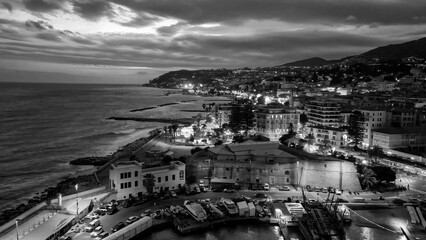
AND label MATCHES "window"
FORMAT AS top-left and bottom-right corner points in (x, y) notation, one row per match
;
(135, 171), (138, 177)
(165, 176), (169, 182)
(135, 181), (138, 187)
(120, 173), (124, 179)
(158, 177), (161, 183)
(285, 170), (290, 175)
(120, 183), (124, 189)
(172, 174), (175, 180)
(128, 182), (131, 188)
(179, 170), (184, 180)
(324, 164), (327, 168)
(226, 168), (230, 171)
